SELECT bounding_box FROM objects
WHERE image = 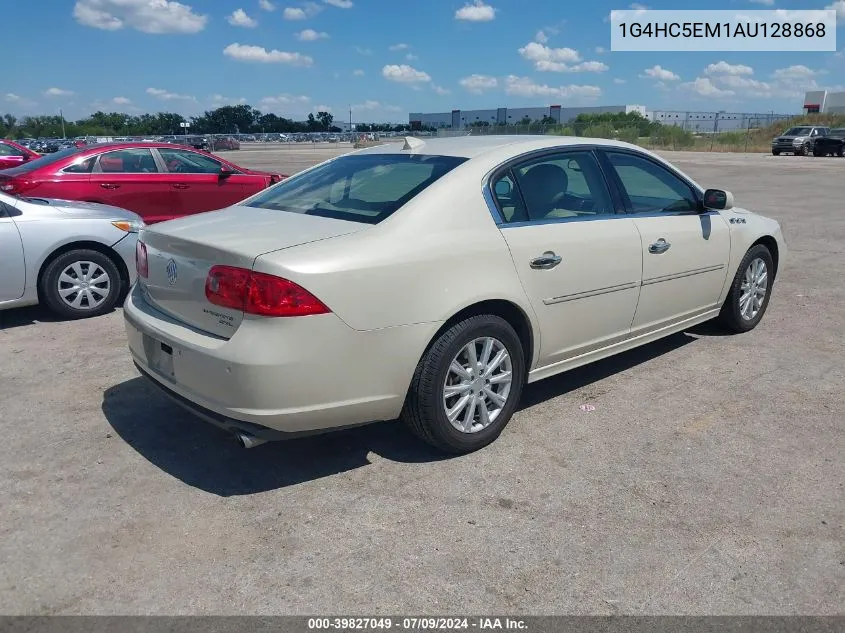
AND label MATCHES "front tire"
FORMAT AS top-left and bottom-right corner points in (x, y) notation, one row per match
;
(402, 315), (526, 454)
(838, 146), (845, 158)
(718, 244), (774, 333)
(771, 149), (780, 156)
(40, 249), (122, 319)
(799, 142), (811, 156)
